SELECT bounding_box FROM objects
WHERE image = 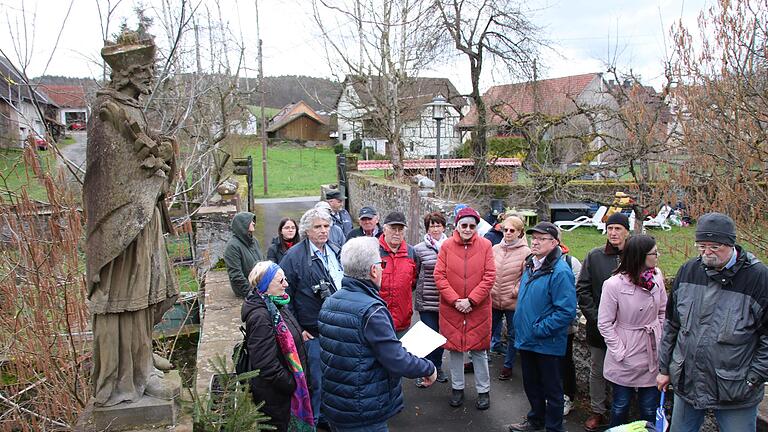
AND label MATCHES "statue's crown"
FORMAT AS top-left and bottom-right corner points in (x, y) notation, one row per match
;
(101, 31), (156, 72)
